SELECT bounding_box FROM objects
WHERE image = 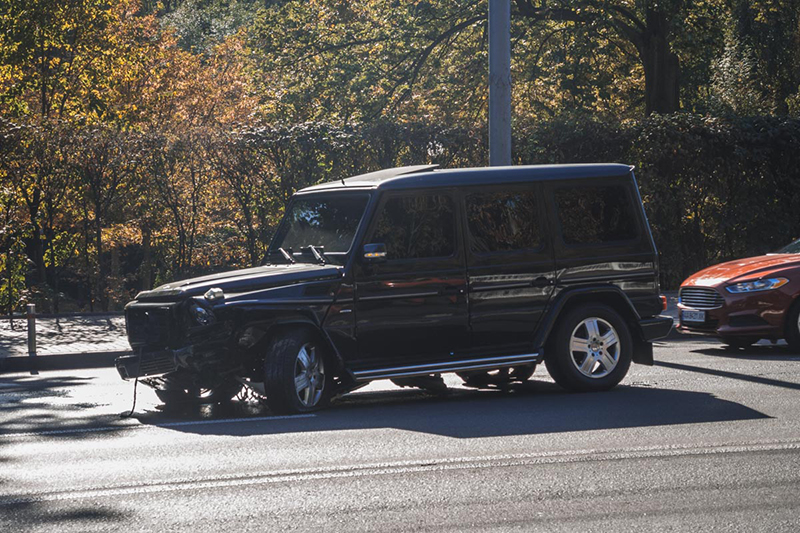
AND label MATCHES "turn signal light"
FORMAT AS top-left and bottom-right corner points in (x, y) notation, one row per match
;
(660, 295), (668, 311)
